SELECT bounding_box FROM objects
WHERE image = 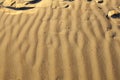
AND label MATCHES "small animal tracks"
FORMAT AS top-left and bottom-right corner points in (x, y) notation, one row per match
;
(95, 0), (103, 3)
(108, 10), (120, 19)
(107, 7), (120, 25)
(59, 0), (74, 9)
(105, 7), (120, 40)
